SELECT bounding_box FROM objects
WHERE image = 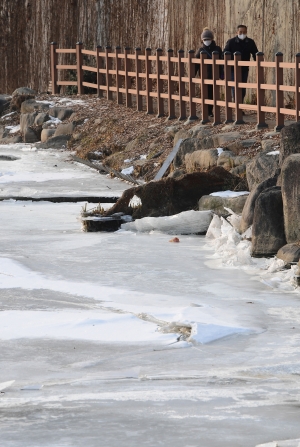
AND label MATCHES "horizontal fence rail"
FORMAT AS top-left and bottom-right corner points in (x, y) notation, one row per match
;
(50, 42), (300, 130)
